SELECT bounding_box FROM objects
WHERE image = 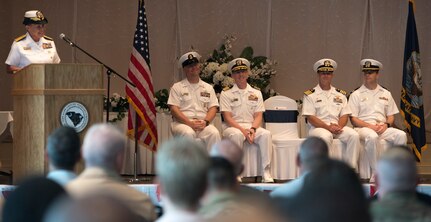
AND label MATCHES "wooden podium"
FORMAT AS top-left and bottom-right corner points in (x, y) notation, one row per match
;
(12, 64), (104, 183)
